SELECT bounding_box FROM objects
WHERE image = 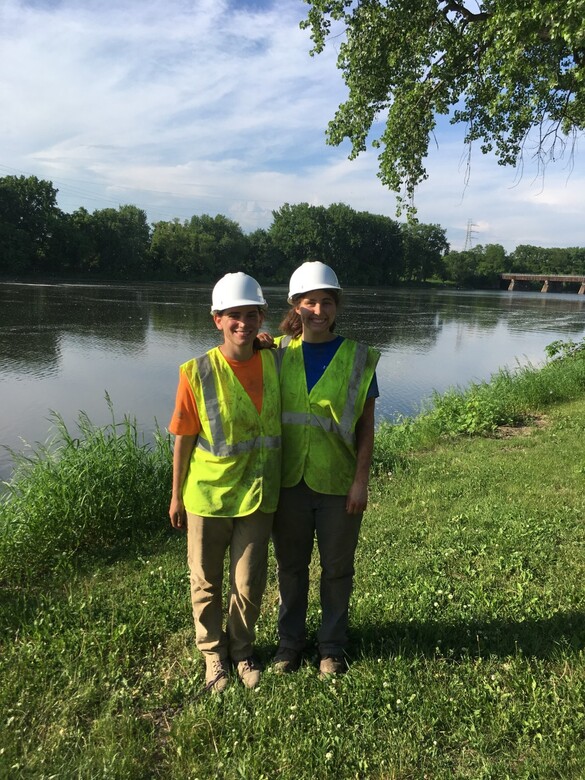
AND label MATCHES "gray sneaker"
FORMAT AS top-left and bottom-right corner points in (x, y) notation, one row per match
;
(273, 646), (302, 674)
(319, 655), (346, 677)
(205, 655), (229, 693)
(236, 657), (262, 689)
